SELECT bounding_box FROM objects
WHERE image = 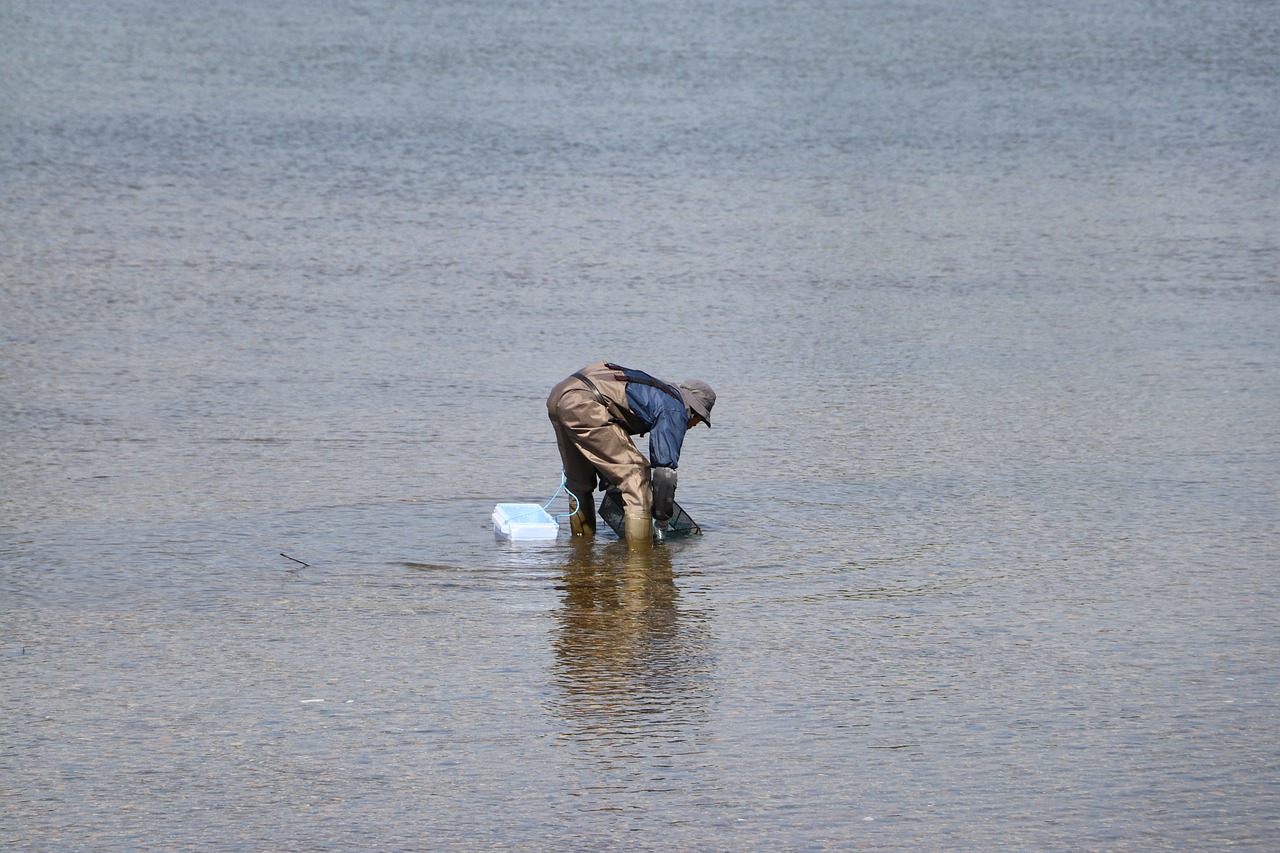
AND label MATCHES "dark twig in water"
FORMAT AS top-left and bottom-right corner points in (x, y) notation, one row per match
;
(280, 552), (310, 568)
